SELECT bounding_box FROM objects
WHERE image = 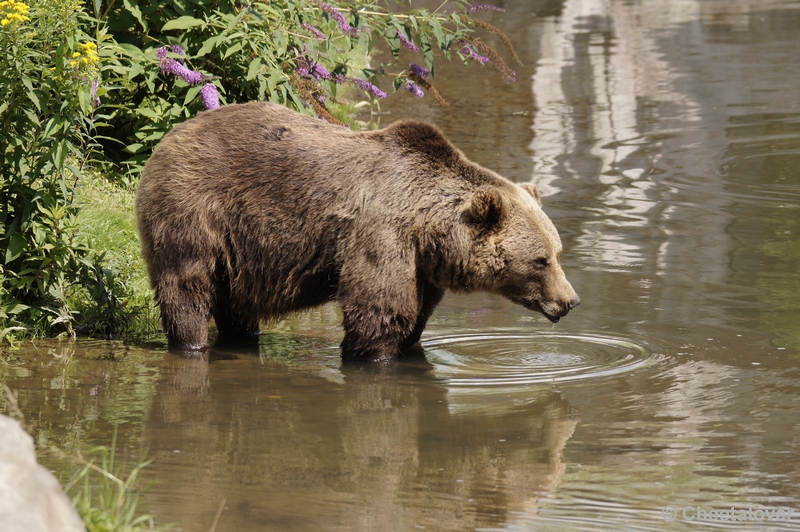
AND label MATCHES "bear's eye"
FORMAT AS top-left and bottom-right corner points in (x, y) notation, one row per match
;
(534, 258), (549, 270)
